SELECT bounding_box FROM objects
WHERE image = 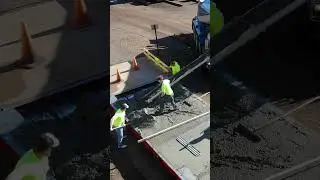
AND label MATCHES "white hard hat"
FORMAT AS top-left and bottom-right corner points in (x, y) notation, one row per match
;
(122, 103), (129, 109)
(43, 132), (60, 148)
